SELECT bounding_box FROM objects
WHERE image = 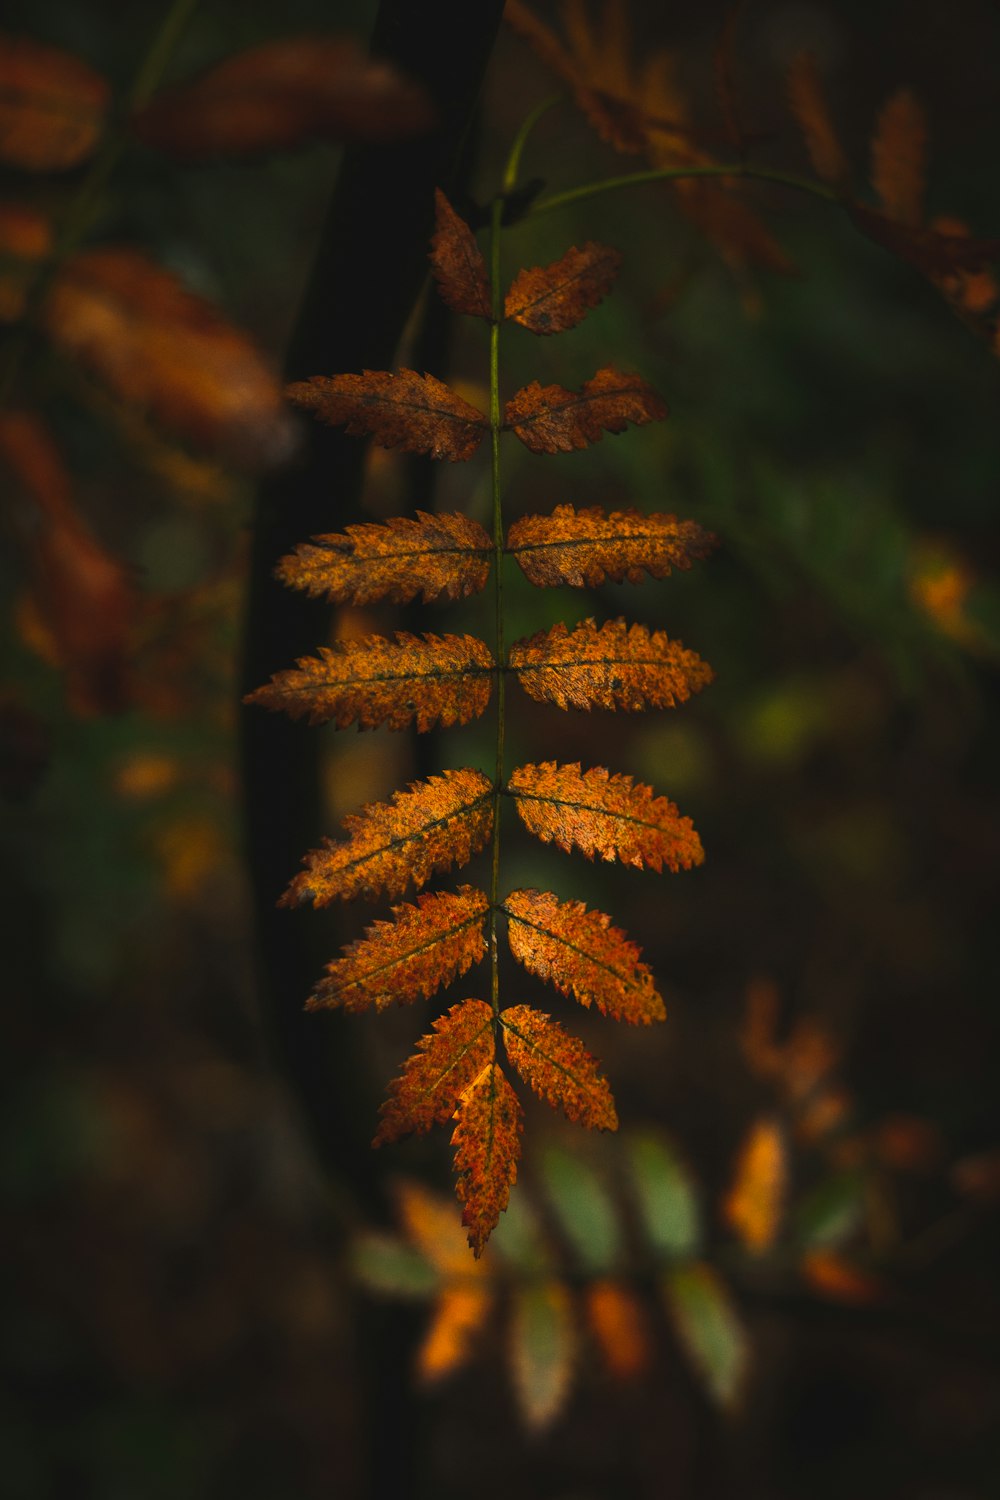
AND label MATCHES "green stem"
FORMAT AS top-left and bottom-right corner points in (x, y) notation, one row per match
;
(487, 191), (506, 1021)
(528, 161), (839, 218)
(502, 93), (562, 194)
